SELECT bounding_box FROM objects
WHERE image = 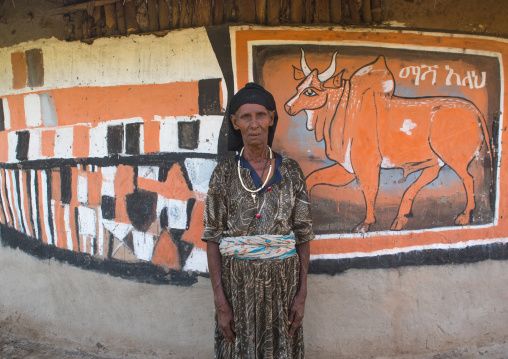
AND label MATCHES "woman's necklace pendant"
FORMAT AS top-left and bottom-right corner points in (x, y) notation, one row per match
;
(251, 193), (256, 202)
